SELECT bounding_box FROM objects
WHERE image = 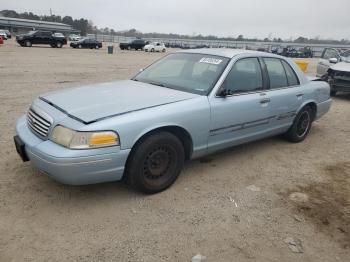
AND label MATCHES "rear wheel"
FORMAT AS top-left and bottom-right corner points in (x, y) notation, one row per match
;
(95, 45), (100, 49)
(78, 44), (82, 49)
(24, 40), (32, 47)
(125, 132), (185, 194)
(284, 106), (312, 143)
(56, 42), (62, 48)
